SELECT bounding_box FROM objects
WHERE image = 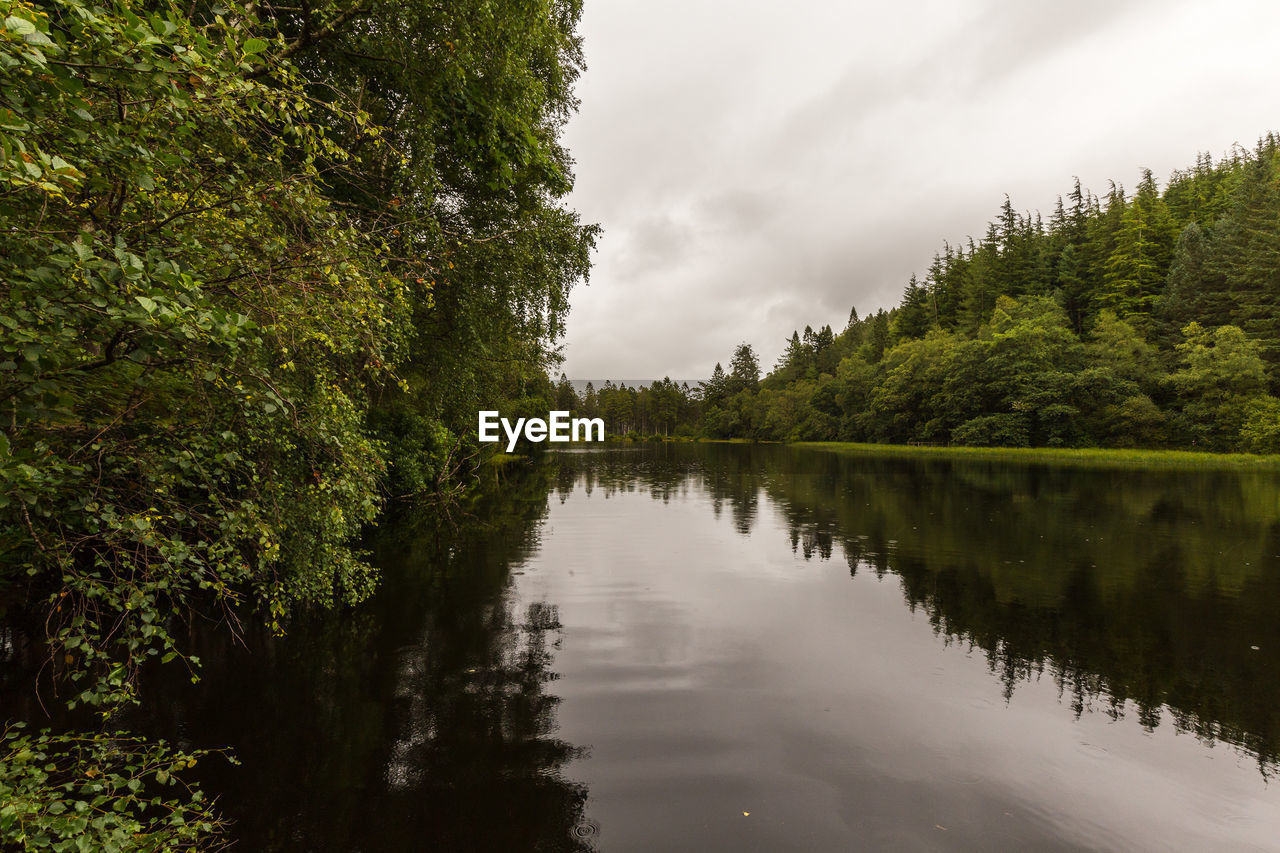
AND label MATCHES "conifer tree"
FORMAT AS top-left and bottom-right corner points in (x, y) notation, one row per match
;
(1205, 144), (1280, 372)
(728, 345), (761, 392)
(1100, 170), (1174, 319)
(960, 232), (999, 331)
(893, 274), (933, 341)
